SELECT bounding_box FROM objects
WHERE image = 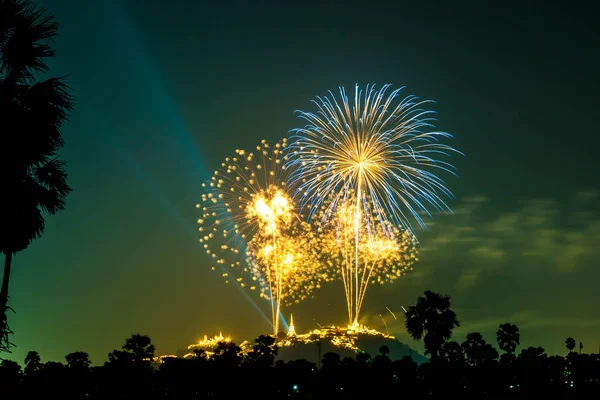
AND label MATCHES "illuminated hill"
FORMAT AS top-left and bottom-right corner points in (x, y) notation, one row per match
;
(276, 323), (428, 365)
(167, 322), (428, 365)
